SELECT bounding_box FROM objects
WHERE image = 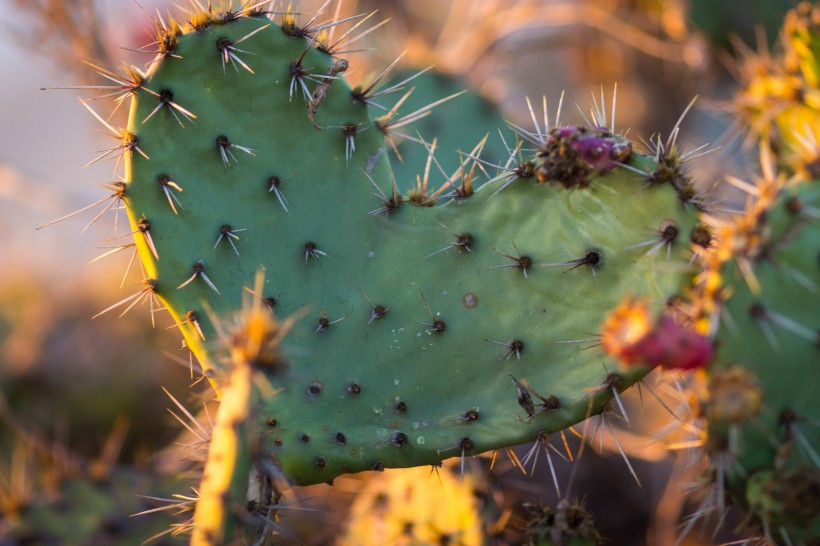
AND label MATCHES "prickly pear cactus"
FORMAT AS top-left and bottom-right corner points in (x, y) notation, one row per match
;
(339, 465), (483, 546)
(699, 4), (820, 541)
(735, 2), (820, 165)
(90, 4), (709, 492)
(0, 466), (178, 546)
(696, 157), (820, 542)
